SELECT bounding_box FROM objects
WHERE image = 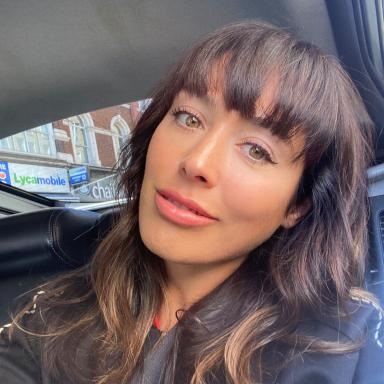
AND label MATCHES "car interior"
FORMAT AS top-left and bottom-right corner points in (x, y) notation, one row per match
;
(0, 0), (384, 381)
